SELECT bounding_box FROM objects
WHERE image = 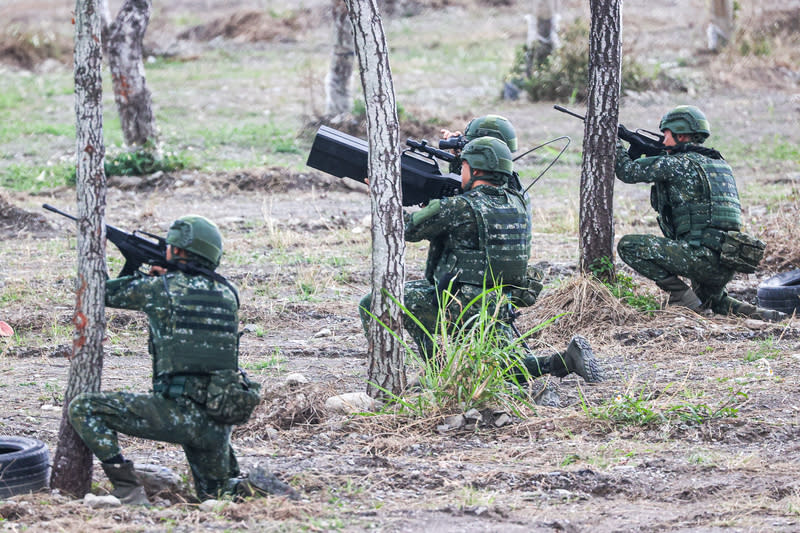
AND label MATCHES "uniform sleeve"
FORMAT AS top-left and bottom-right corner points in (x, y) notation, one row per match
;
(404, 196), (475, 243)
(615, 141), (681, 185)
(105, 273), (168, 312)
